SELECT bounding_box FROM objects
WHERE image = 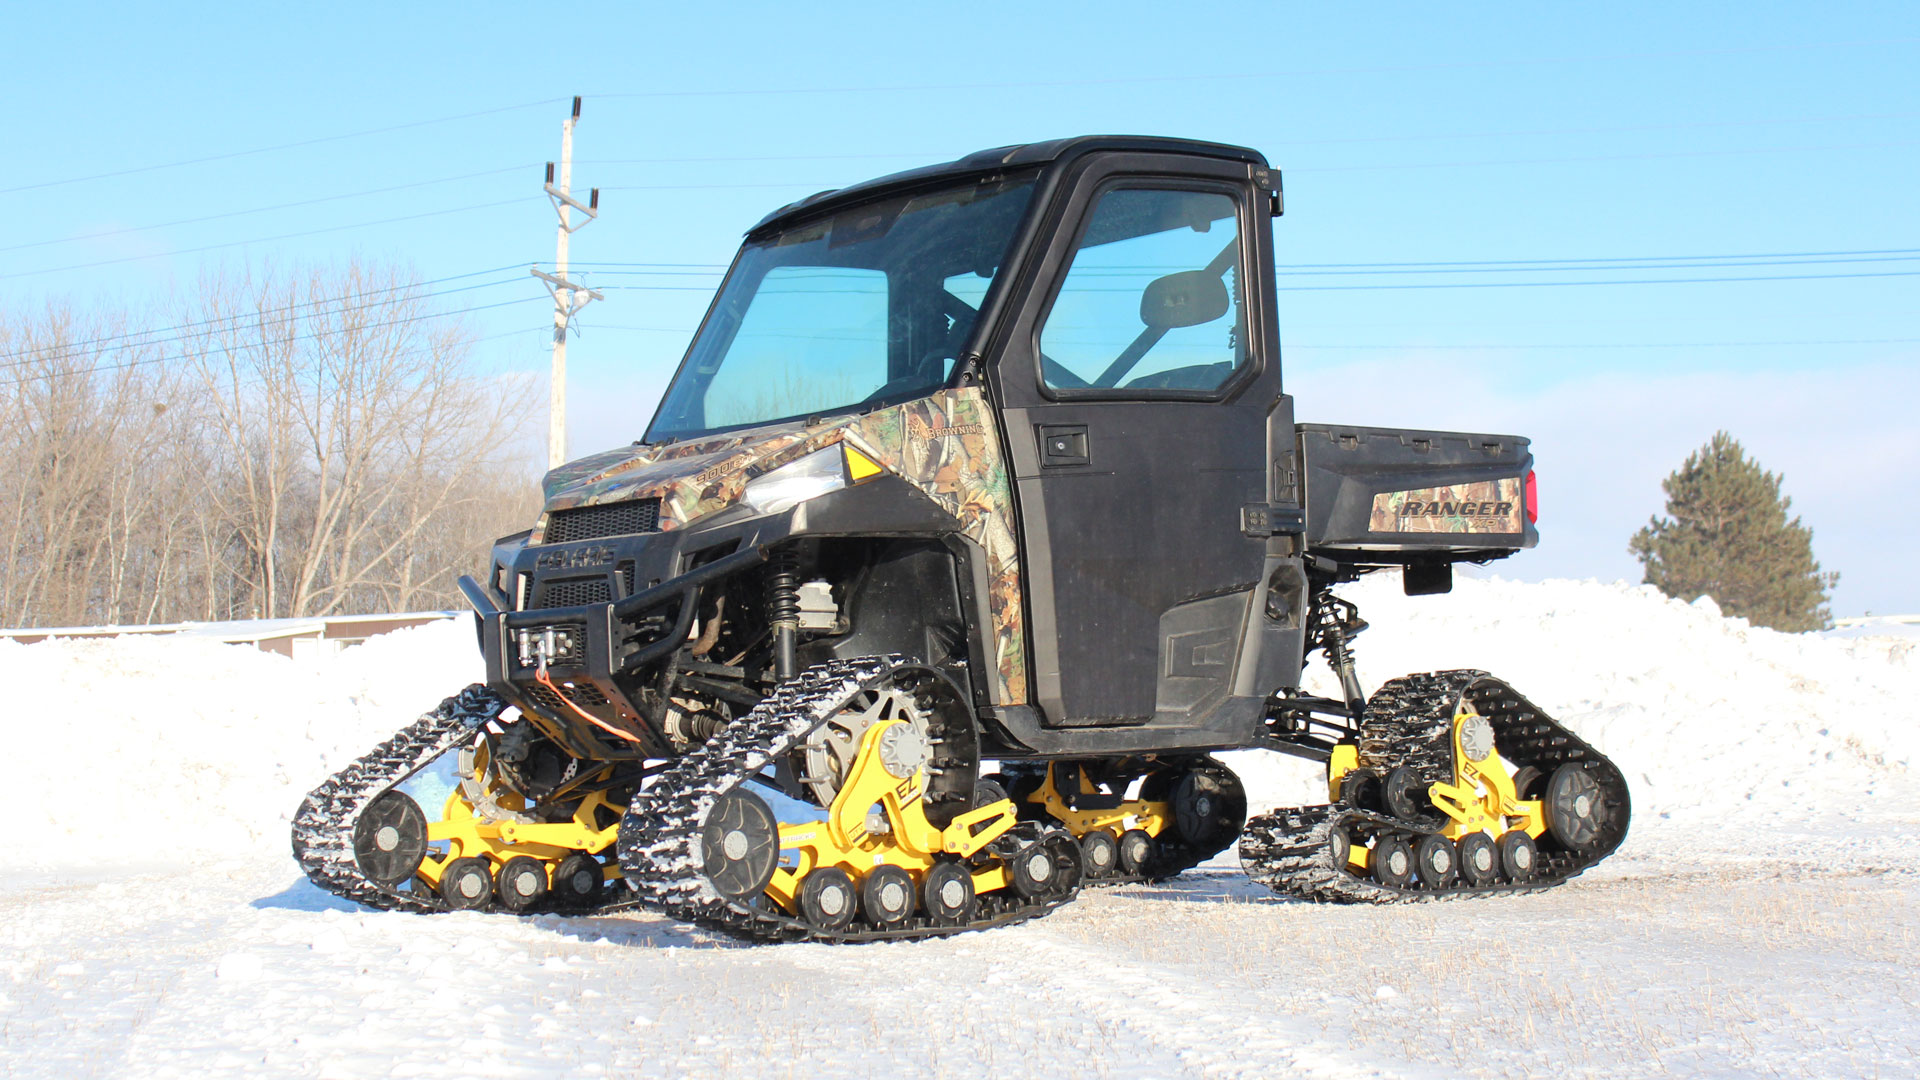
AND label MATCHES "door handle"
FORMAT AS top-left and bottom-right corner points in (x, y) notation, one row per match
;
(1038, 424), (1089, 467)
